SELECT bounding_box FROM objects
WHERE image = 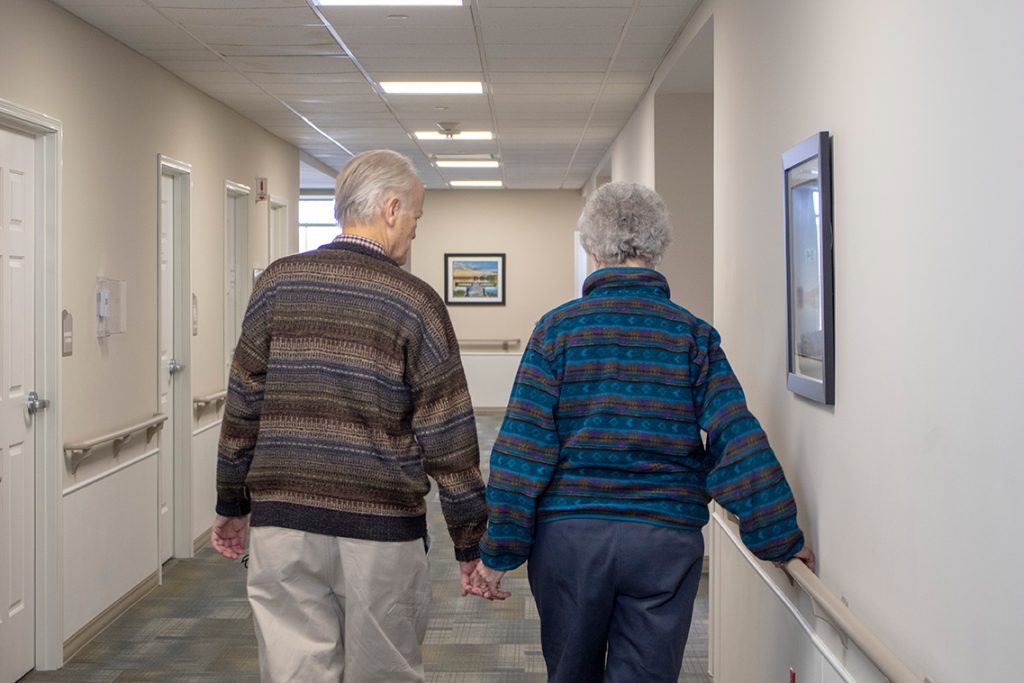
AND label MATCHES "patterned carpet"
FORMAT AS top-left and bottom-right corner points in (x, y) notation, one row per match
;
(23, 411), (710, 682)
